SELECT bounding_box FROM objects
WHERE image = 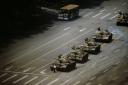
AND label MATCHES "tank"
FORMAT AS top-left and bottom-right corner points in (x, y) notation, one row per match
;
(50, 57), (76, 72)
(116, 12), (128, 26)
(76, 40), (101, 54)
(66, 49), (88, 63)
(93, 30), (113, 43)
